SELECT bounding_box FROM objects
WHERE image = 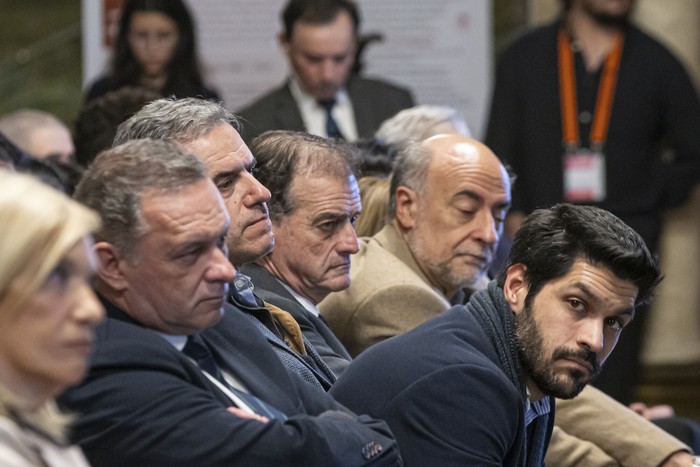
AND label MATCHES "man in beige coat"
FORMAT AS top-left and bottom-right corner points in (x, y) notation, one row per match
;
(321, 134), (693, 466)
